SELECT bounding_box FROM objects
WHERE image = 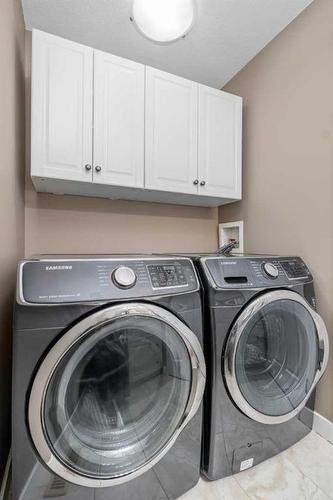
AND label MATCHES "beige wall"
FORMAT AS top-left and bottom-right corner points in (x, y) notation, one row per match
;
(0, 0), (25, 476)
(25, 193), (218, 255)
(220, 0), (333, 421)
(24, 32), (218, 257)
